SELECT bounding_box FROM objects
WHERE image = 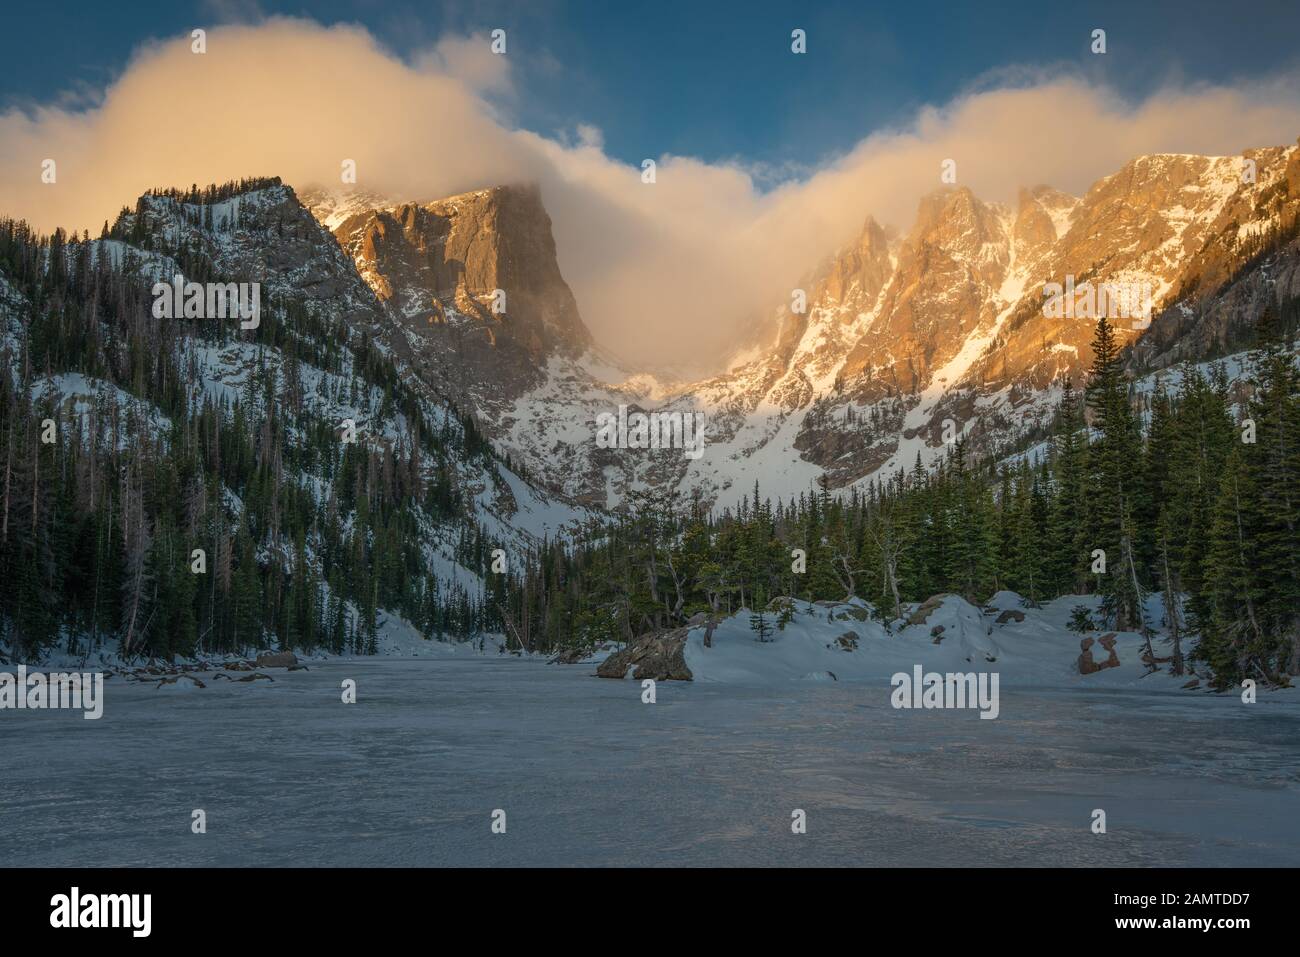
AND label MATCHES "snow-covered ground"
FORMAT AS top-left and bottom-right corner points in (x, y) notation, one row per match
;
(2, 635), (1296, 866)
(682, 592), (1206, 690)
